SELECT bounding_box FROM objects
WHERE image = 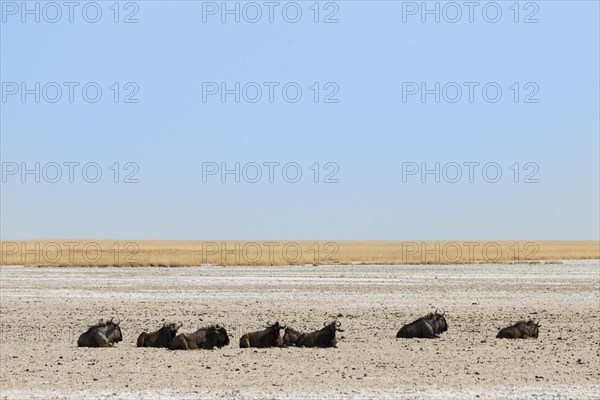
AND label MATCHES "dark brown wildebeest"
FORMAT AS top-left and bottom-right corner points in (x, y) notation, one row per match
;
(239, 321), (286, 348)
(396, 310), (448, 339)
(137, 321), (183, 348)
(168, 324), (230, 350)
(77, 318), (123, 347)
(496, 320), (540, 339)
(282, 327), (303, 346)
(296, 321), (344, 348)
